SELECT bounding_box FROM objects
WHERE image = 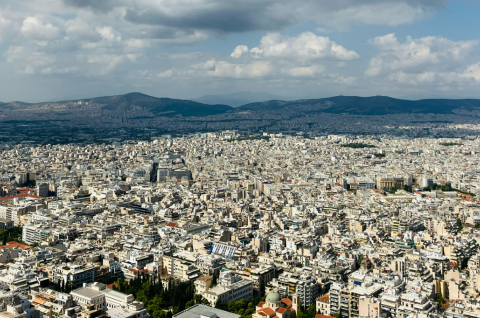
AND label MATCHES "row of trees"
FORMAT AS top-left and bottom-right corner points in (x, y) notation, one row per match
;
(423, 183), (475, 196)
(215, 295), (320, 318)
(215, 297), (264, 318)
(385, 185), (413, 194)
(341, 143), (375, 148)
(112, 274), (197, 318)
(0, 226), (24, 245)
(50, 279), (78, 293)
